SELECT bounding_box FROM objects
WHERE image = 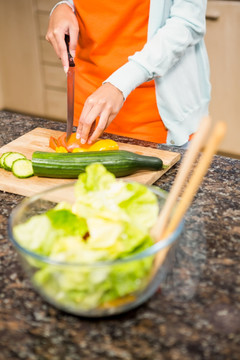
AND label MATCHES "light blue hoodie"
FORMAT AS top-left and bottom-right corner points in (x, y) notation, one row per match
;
(57, 0), (211, 145)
